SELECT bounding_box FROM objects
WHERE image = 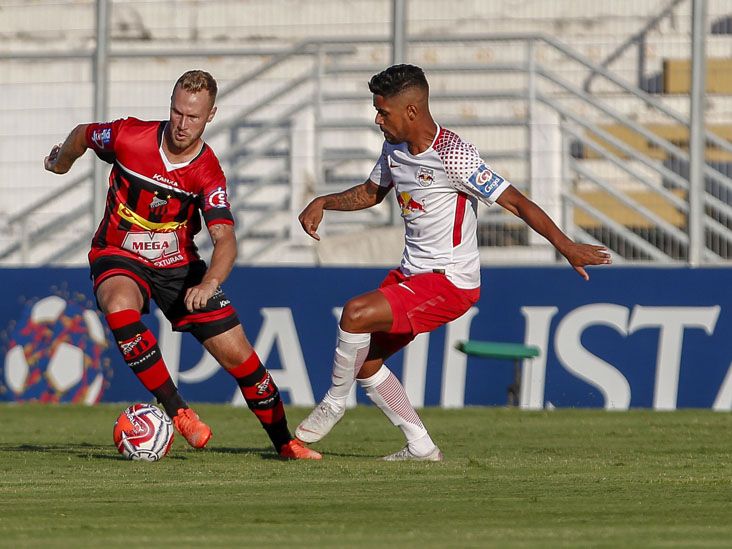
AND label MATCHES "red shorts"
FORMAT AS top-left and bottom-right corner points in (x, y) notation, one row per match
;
(372, 269), (480, 357)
